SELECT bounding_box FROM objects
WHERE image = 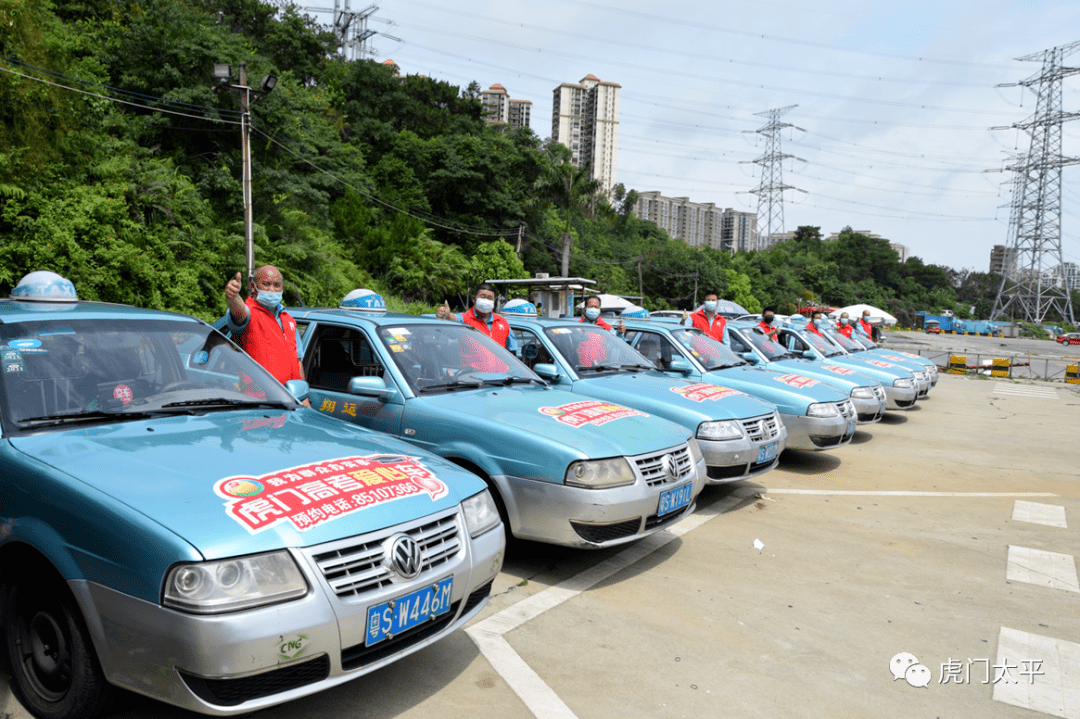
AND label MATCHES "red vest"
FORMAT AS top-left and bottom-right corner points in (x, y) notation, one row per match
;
(690, 309), (726, 341)
(579, 315), (613, 331)
(858, 318), (873, 337)
(234, 297), (302, 385)
(807, 322), (823, 336)
(837, 324), (854, 338)
(462, 307), (510, 348)
(756, 319), (778, 339)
